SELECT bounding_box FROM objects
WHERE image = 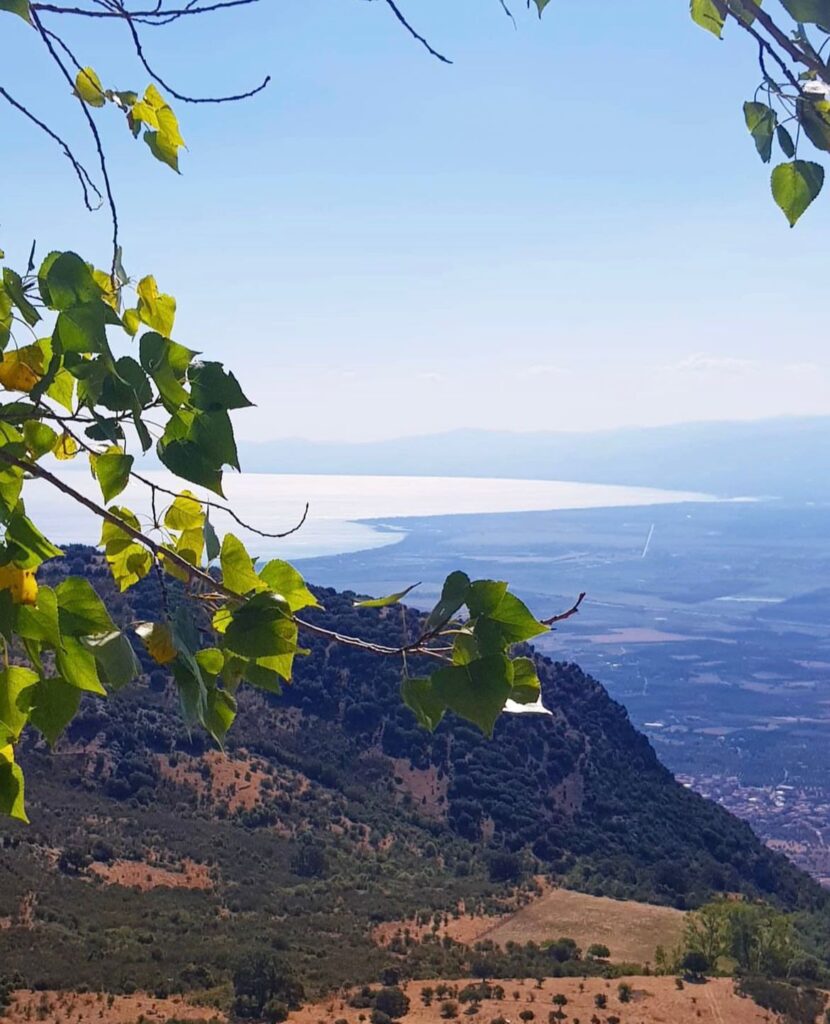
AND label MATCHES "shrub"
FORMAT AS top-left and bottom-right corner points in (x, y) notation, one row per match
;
(593, 994), (607, 1009)
(373, 987), (410, 1020)
(586, 944), (610, 960)
(617, 983), (632, 1003)
(441, 1001), (459, 1019)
